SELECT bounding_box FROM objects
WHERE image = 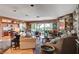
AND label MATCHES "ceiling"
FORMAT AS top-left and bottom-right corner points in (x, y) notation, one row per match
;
(0, 4), (77, 21)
